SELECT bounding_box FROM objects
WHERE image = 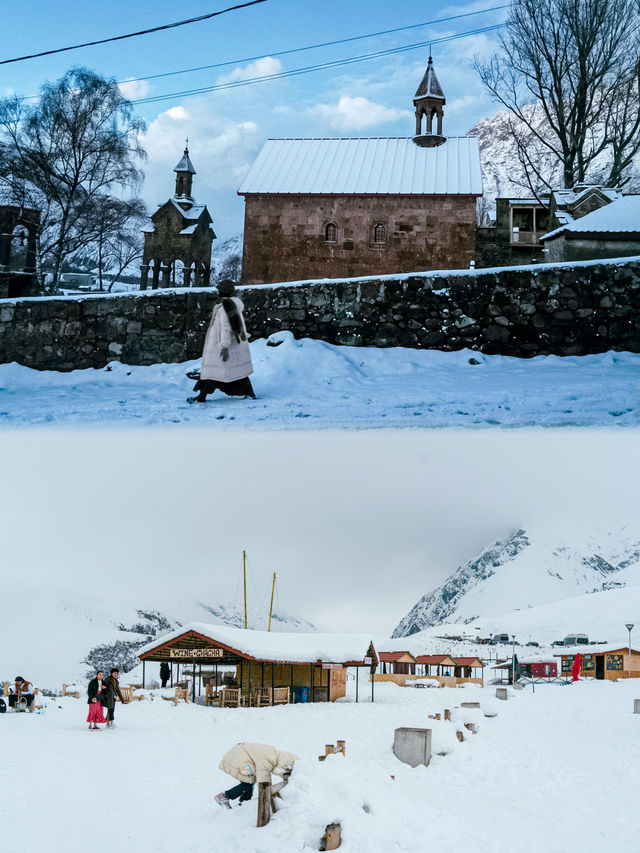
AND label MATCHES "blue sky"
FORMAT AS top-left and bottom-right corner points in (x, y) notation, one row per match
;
(1, 0), (506, 240)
